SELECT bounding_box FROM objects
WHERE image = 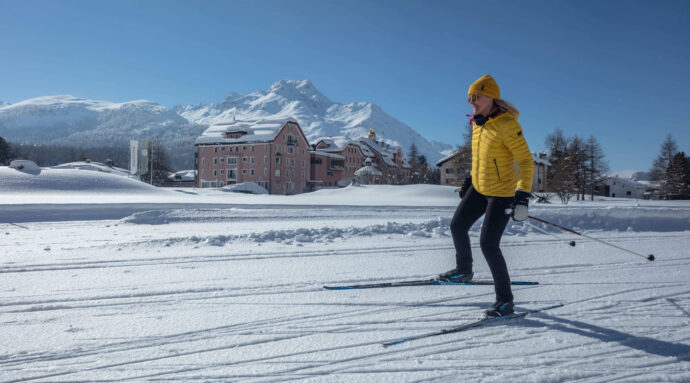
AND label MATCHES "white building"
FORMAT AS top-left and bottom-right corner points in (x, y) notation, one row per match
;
(598, 176), (646, 199)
